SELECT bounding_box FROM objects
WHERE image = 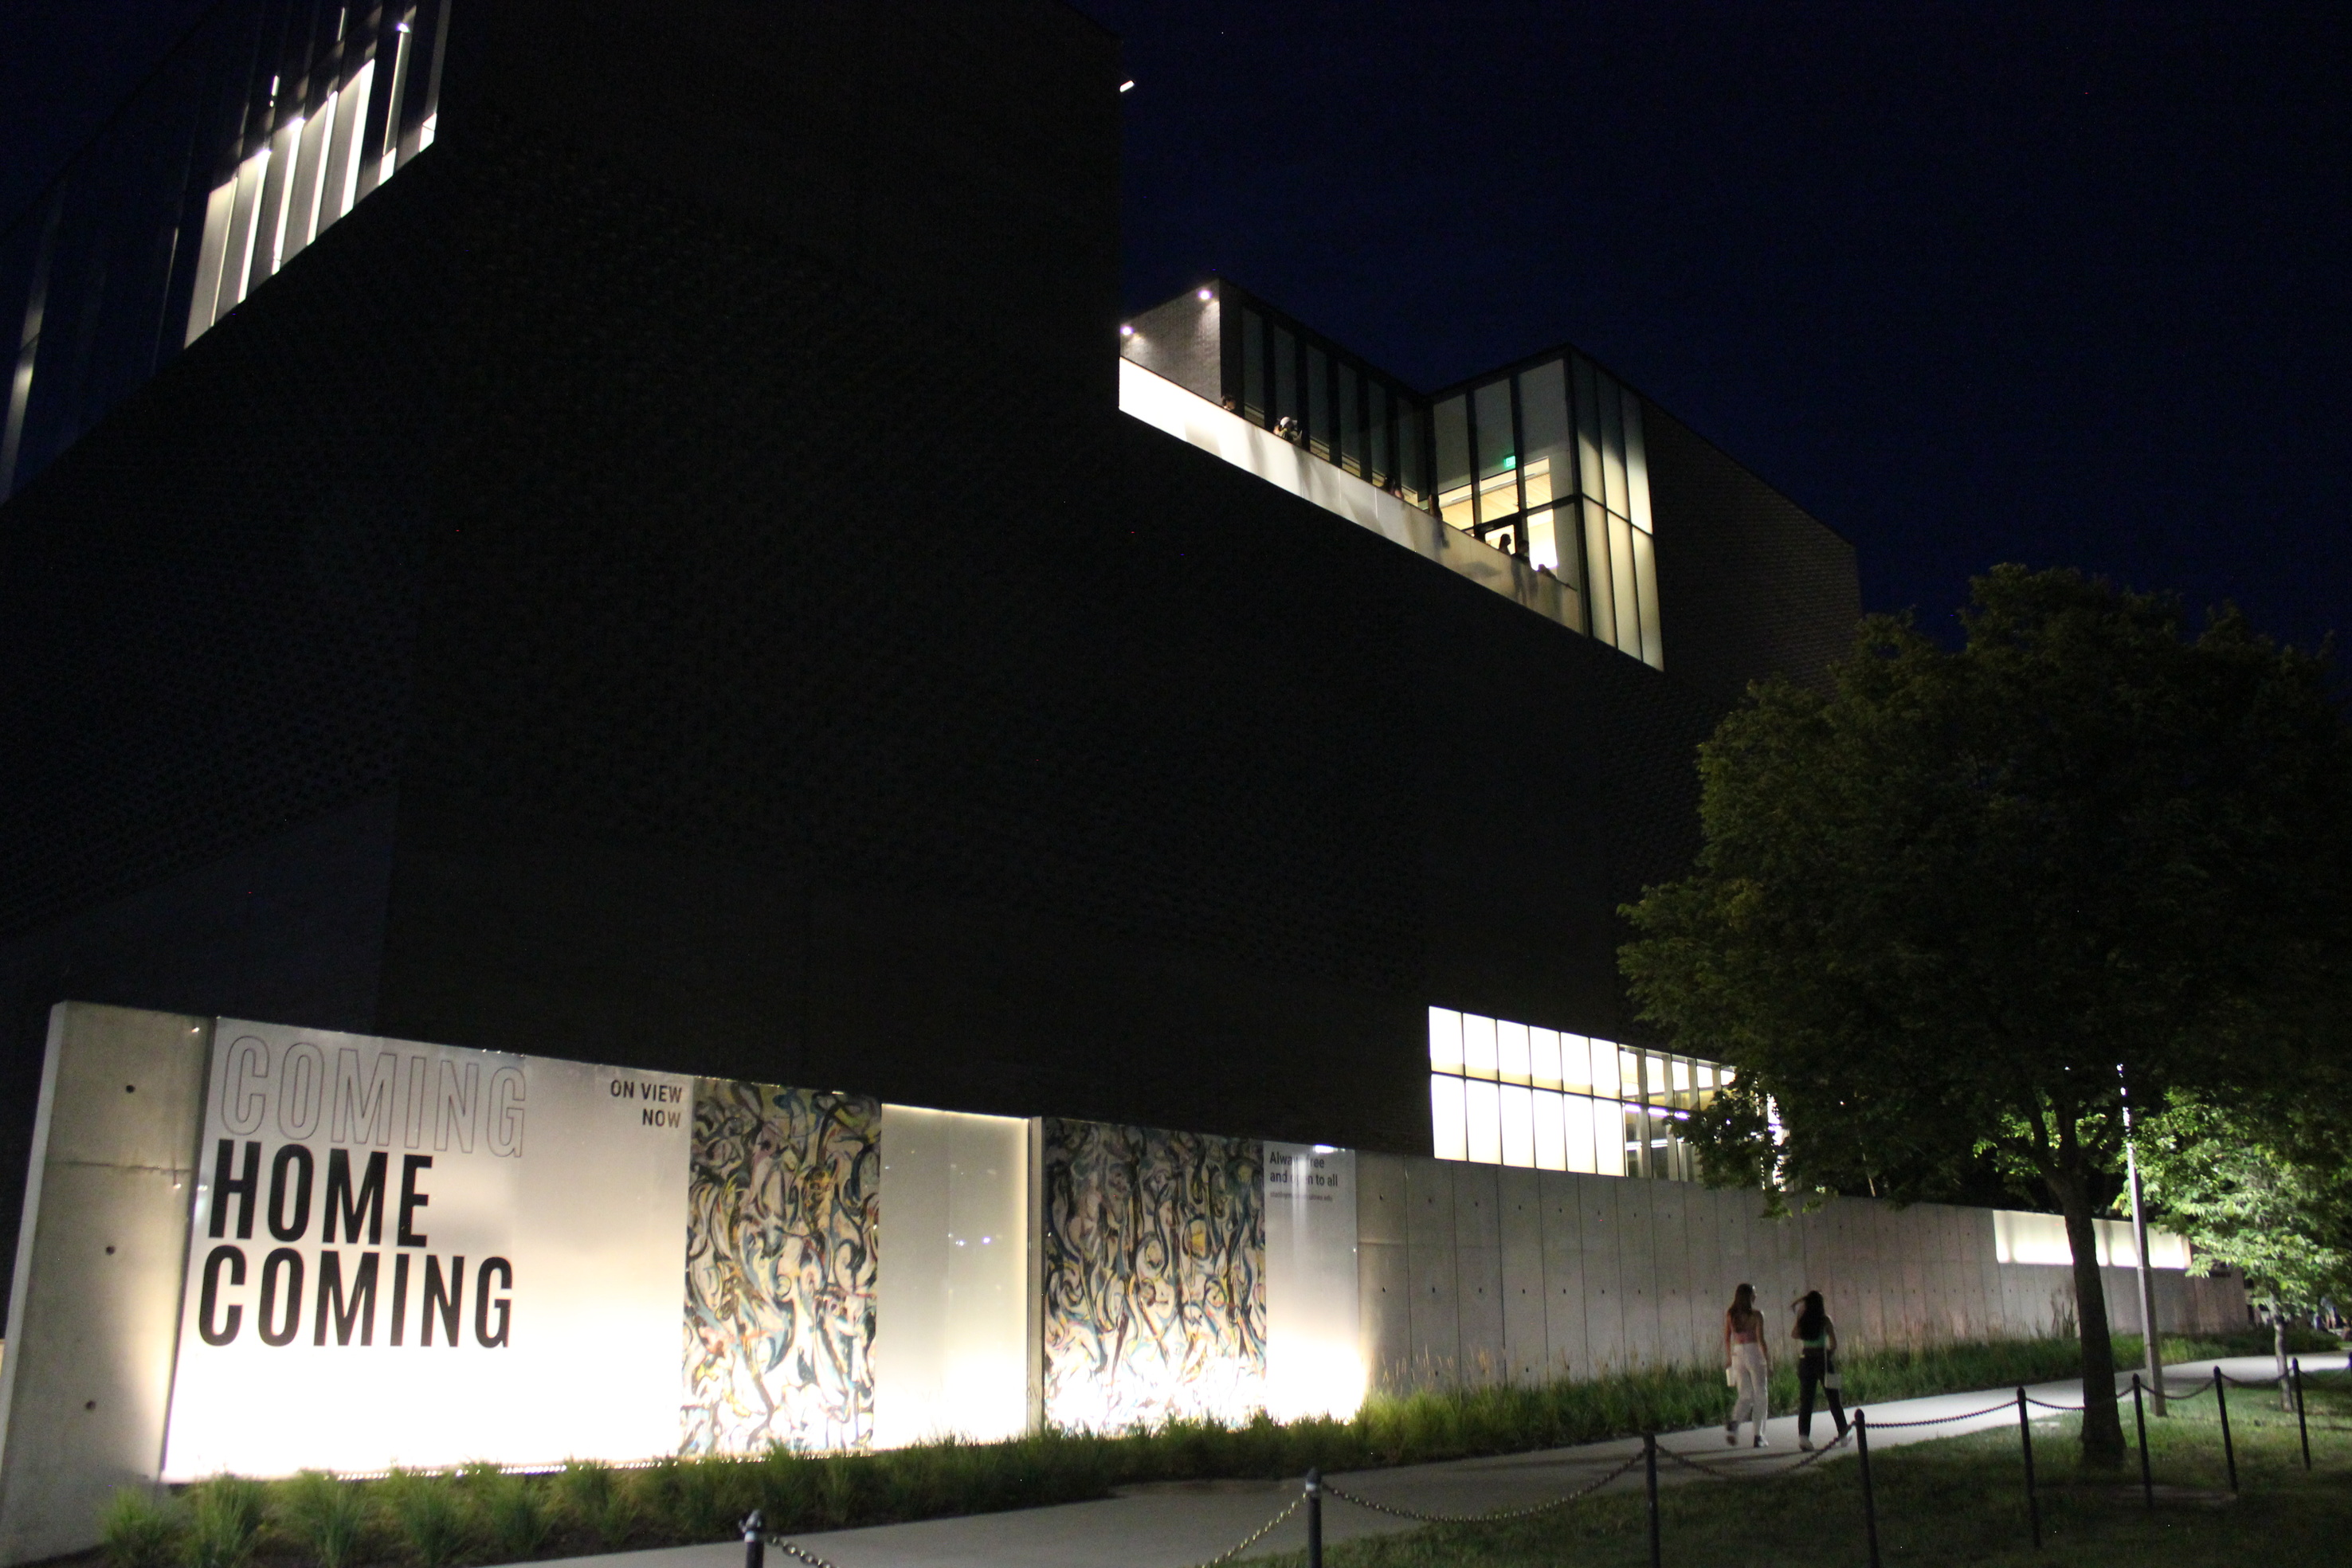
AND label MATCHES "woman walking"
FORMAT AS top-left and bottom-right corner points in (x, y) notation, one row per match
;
(1723, 1282), (1771, 1446)
(1791, 1290), (1850, 1450)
